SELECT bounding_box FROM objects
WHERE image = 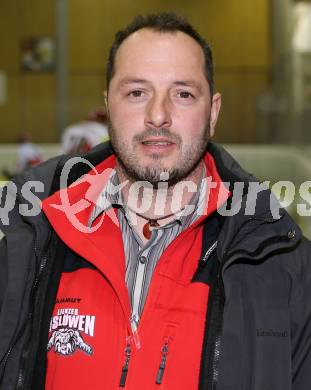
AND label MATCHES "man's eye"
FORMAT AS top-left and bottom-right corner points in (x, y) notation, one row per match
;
(178, 91), (194, 99)
(128, 90), (144, 98)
